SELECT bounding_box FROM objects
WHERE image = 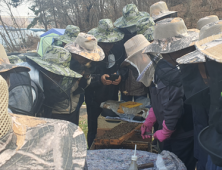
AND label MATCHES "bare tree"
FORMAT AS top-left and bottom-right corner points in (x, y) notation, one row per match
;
(2, 0), (222, 51)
